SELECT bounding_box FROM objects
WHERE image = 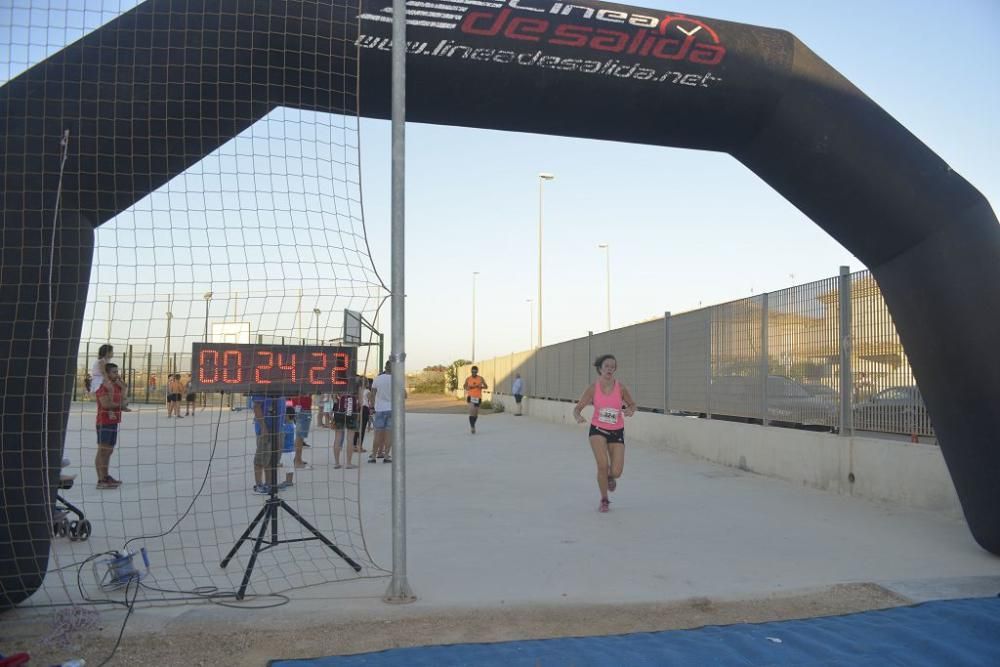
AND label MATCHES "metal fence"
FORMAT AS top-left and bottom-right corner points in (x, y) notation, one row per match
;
(461, 268), (934, 440)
